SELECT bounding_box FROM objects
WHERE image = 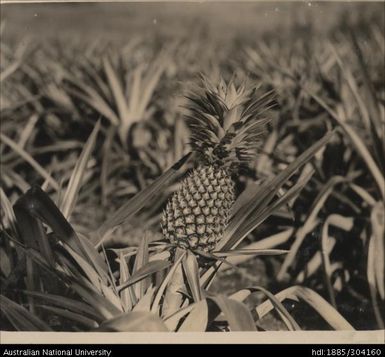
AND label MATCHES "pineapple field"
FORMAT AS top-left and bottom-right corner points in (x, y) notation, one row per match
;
(0, 2), (384, 333)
